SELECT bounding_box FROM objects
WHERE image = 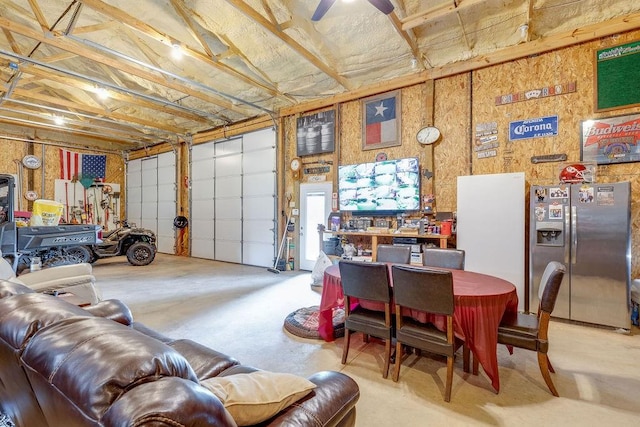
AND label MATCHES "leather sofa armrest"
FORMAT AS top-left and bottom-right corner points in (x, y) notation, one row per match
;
(102, 377), (237, 427)
(263, 371), (360, 427)
(18, 263), (93, 286)
(83, 299), (133, 325)
(216, 368), (360, 427)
